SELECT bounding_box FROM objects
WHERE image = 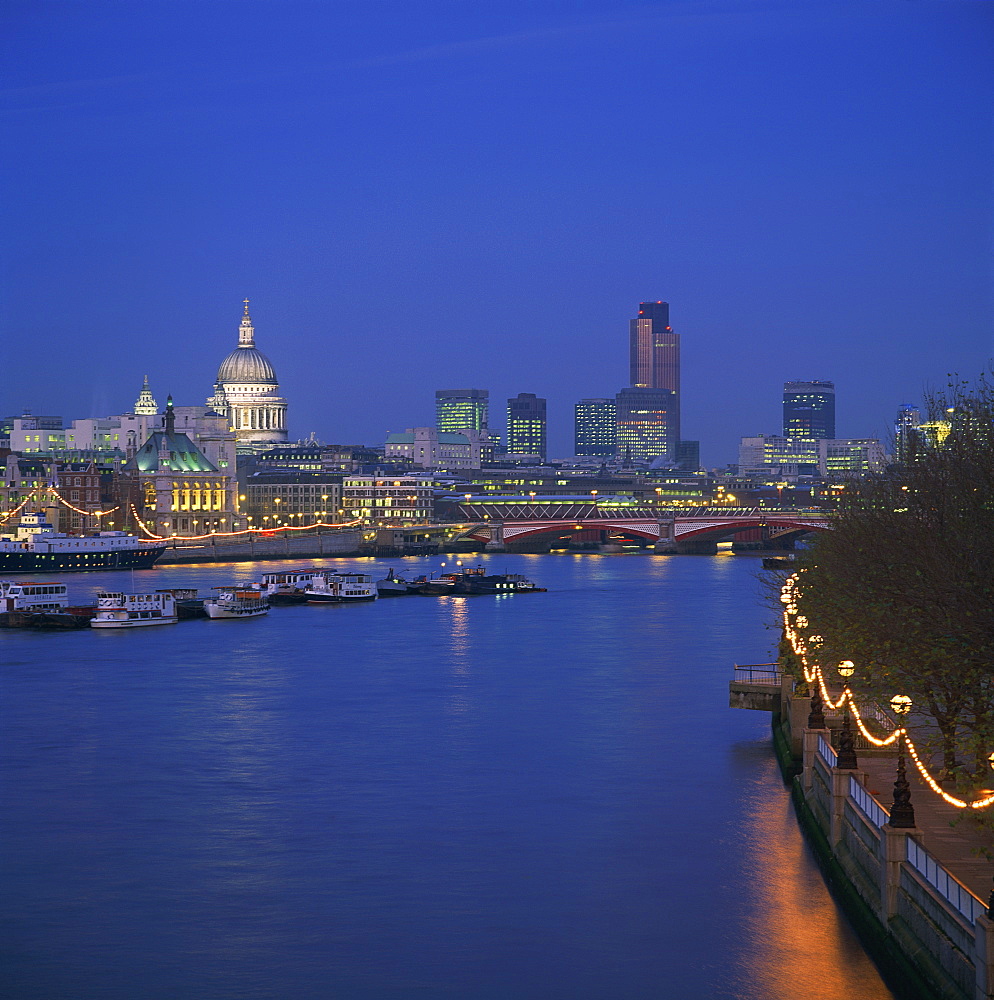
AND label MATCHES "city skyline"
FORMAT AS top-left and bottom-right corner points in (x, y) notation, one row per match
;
(3, 2), (991, 464)
(0, 310), (972, 468)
